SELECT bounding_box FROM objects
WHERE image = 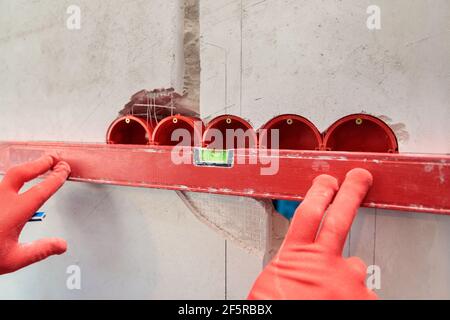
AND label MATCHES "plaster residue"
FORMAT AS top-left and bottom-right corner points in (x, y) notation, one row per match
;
(183, 0), (200, 112)
(378, 115), (410, 143)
